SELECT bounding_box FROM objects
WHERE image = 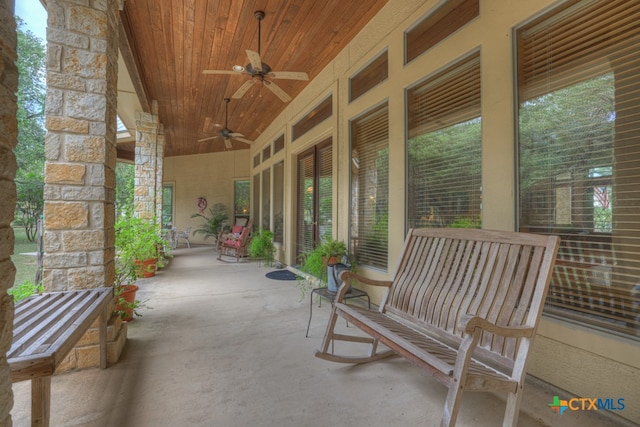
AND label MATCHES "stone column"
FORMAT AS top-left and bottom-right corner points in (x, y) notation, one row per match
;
(135, 101), (162, 221)
(43, 0), (120, 291)
(0, 1), (18, 423)
(155, 125), (165, 223)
